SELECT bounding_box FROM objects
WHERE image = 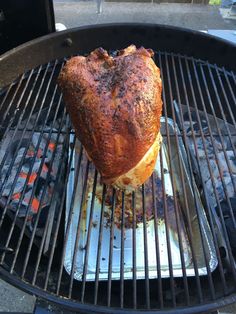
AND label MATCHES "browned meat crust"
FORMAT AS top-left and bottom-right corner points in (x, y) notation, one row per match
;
(58, 45), (162, 188)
